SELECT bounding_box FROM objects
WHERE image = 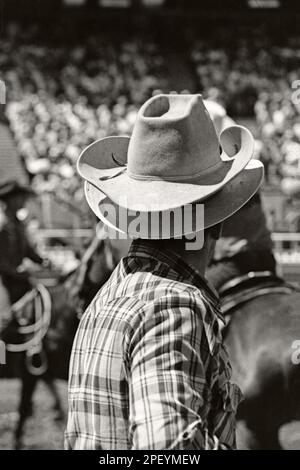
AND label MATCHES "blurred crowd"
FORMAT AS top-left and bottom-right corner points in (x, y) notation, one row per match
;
(1, 23), (167, 207)
(1, 22), (300, 210)
(190, 27), (300, 196)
